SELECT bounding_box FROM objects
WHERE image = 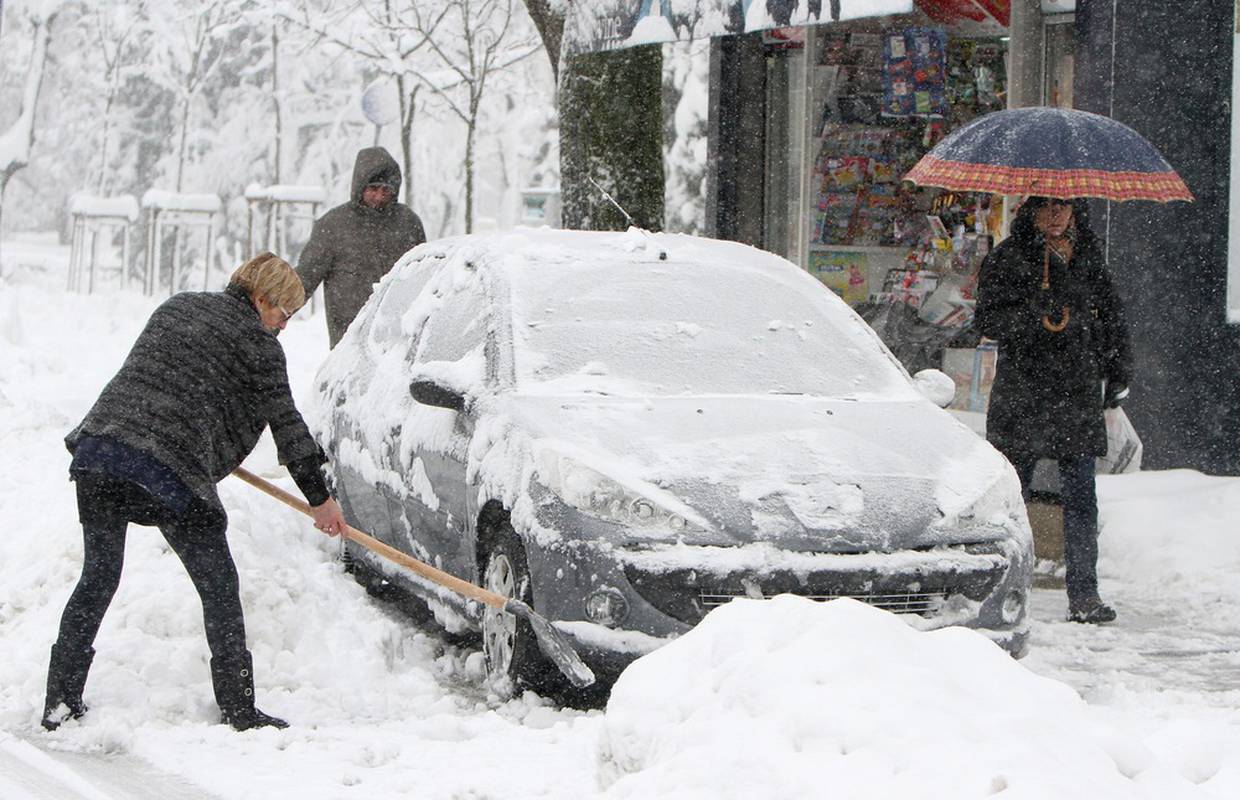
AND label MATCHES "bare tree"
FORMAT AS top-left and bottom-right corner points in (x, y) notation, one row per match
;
(87, 2), (148, 194)
(0, 8), (58, 274)
(403, 0), (539, 232)
(285, 0), (538, 233)
(147, 0), (246, 191)
(271, 21), (284, 182)
(278, 0), (446, 208)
